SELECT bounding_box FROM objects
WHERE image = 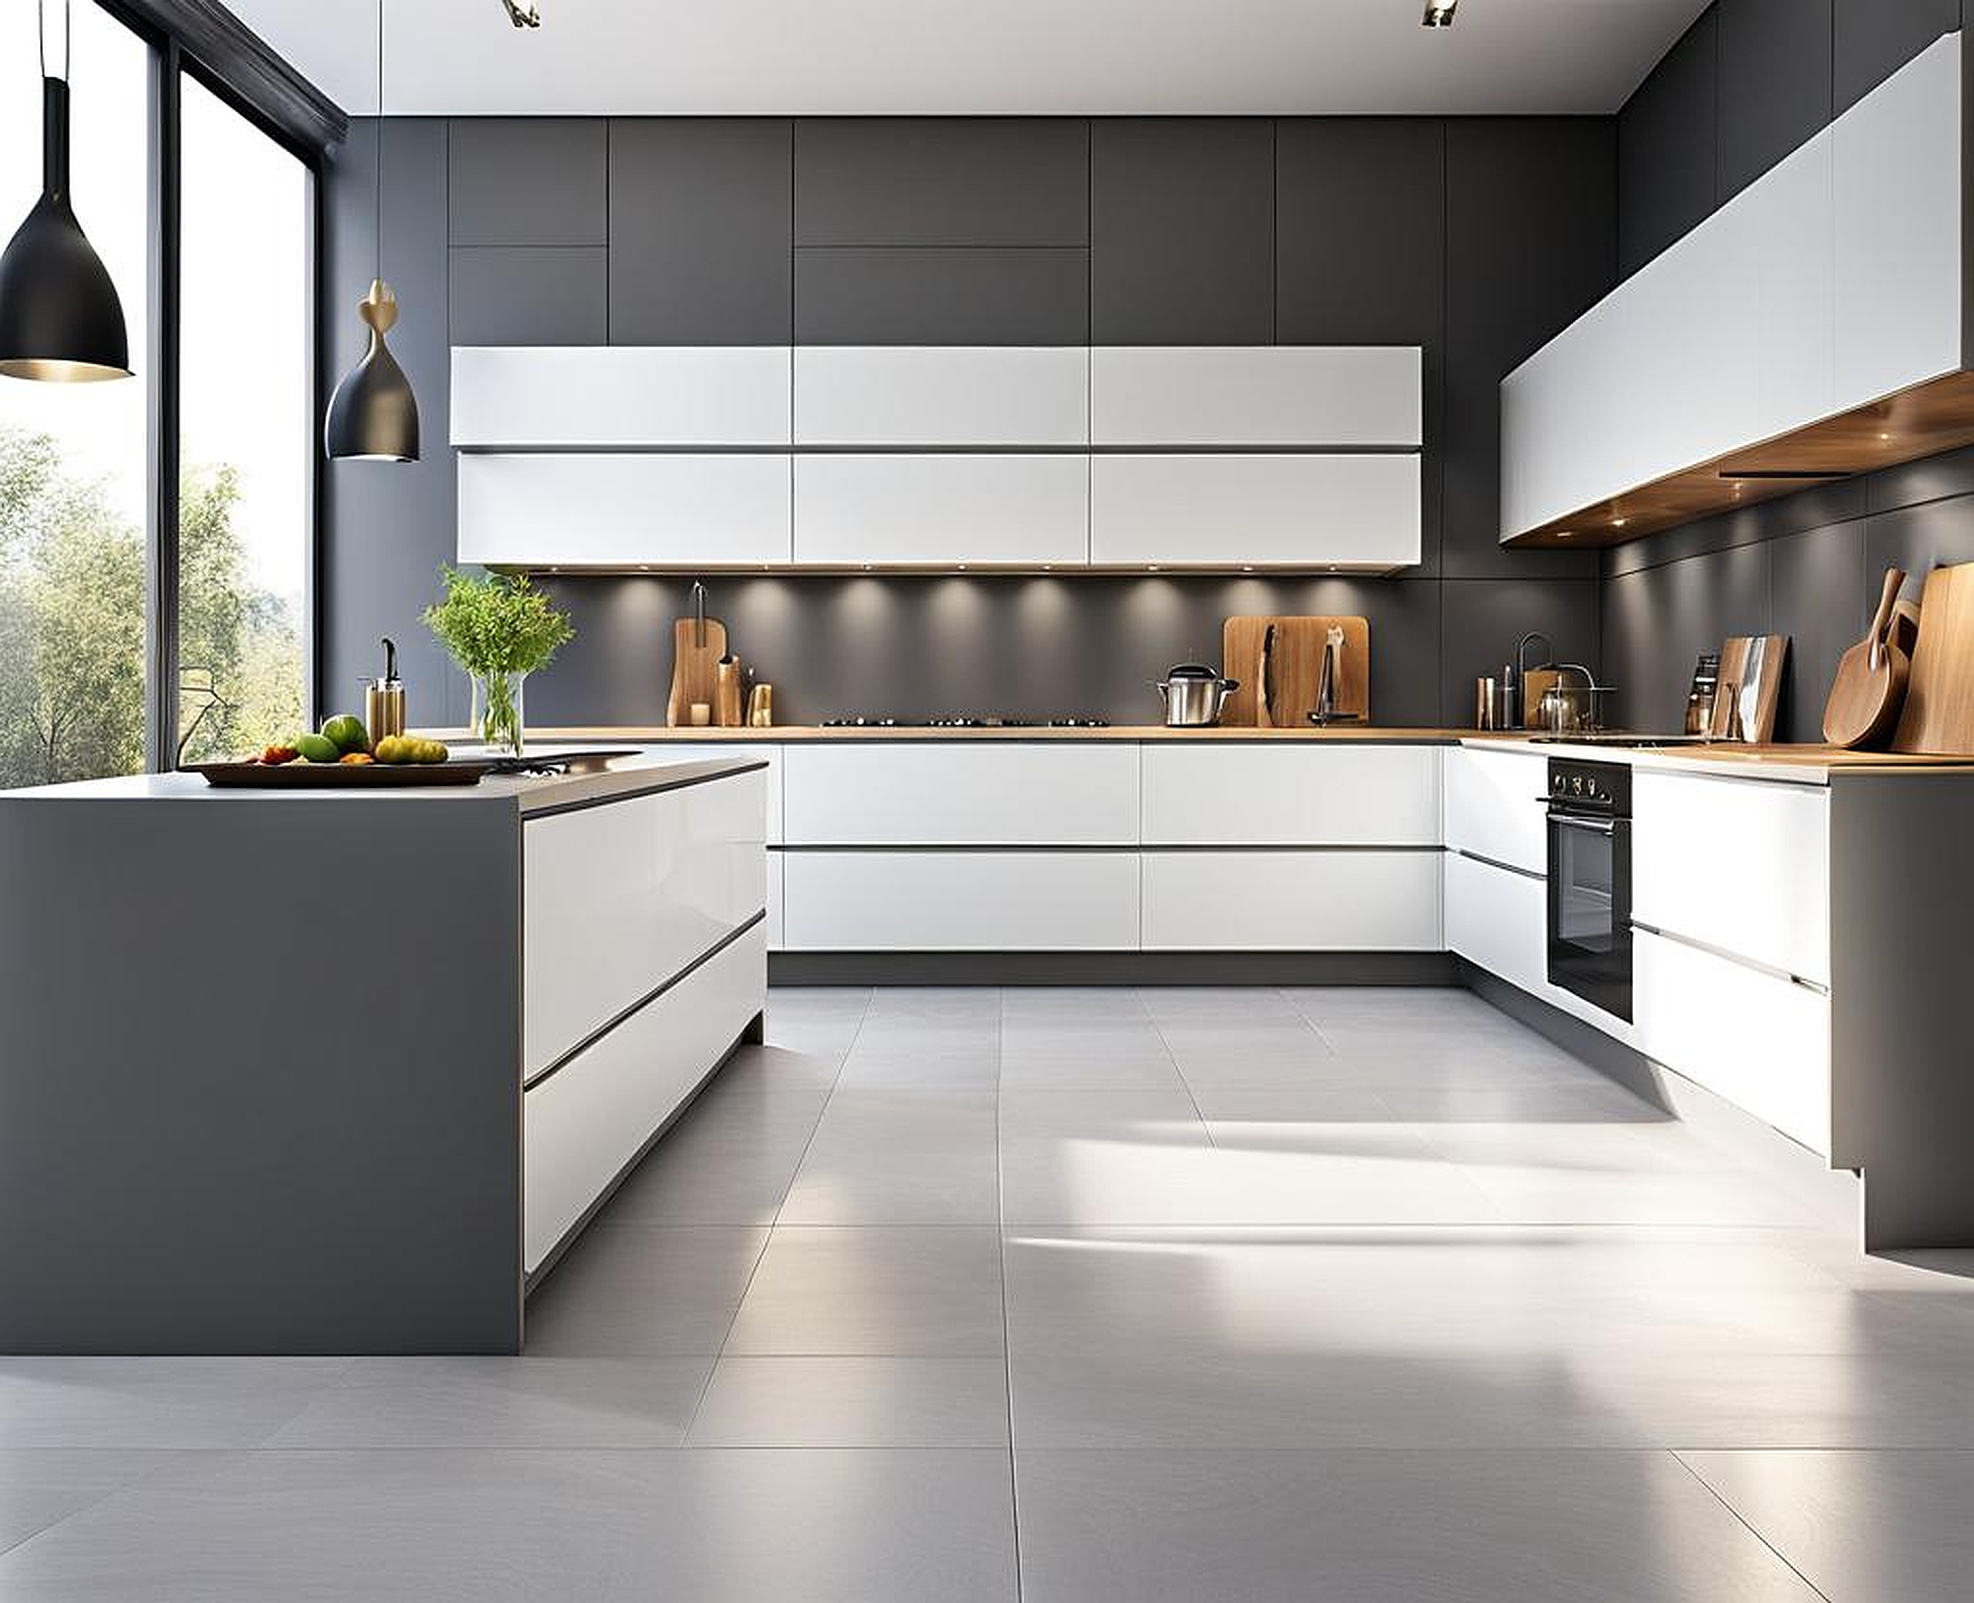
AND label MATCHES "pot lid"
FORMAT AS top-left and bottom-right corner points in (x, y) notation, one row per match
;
(1163, 663), (1219, 679)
